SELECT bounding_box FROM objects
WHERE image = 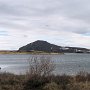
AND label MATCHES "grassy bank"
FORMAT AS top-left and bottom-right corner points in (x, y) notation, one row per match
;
(0, 51), (64, 55)
(0, 72), (90, 90)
